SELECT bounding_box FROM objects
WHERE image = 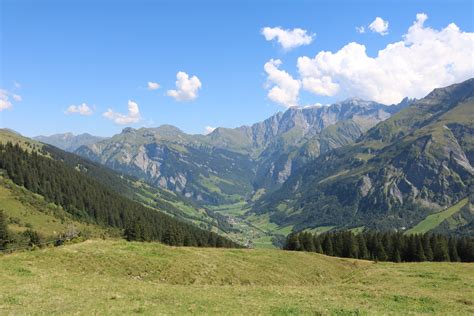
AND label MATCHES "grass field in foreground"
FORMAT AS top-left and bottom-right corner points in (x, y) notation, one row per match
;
(0, 239), (473, 315)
